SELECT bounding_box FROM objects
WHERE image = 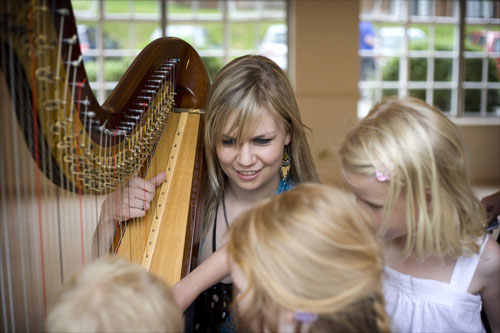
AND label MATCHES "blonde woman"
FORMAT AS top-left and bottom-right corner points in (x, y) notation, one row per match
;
(46, 256), (182, 332)
(340, 97), (500, 332)
(227, 183), (390, 333)
(94, 55), (319, 332)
